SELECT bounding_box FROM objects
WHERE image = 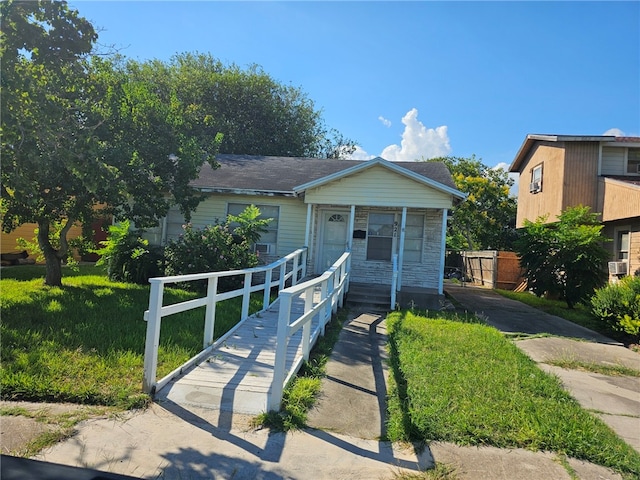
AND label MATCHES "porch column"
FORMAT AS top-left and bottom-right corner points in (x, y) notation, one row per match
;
(438, 209), (448, 294)
(348, 205), (355, 251)
(397, 207), (407, 290)
(304, 203), (312, 247)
